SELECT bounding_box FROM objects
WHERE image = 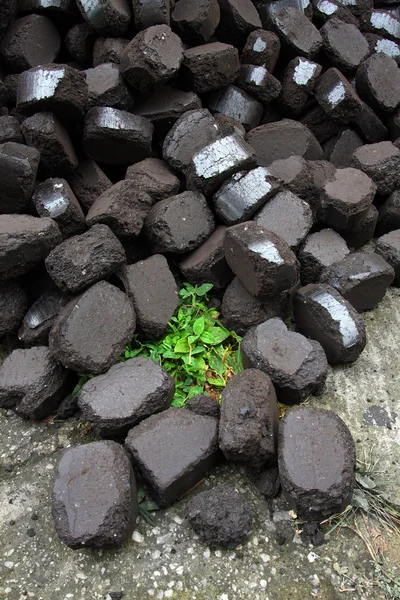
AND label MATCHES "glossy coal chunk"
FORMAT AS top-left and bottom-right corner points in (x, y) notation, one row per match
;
(186, 133), (257, 196)
(298, 228), (350, 284)
(182, 42), (239, 94)
(241, 29), (281, 72)
(320, 251), (394, 312)
(208, 84), (263, 131)
(214, 167), (279, 225)
(21, 112), (78, 177)
(324, 127), (364, 167)
(356, 53), (400, 113)
(241, 317), (328, 404)
(179, 226), (233, 292)
(32, 178), (86, 238)
(224, 222), (299, 298)
(236, 64), (281, 104)
(376, 230), (400, 286)
(269, 7), (322, 58)
(254, 190), (314, 251)
(119, 25), (183, 92)
(0, 14), (61, 73)
(0, 142), (40, 214)
(320, 18), (369, 72)
(314, 68), (363, 123)
(351, 141), (400, 195)
(84, 62), (134, 111)
(83, 107), (153, 165)
(76, 0), (132, 35)
(18, 289), (70, 347)
(172, 0), (220, 45)
(279, 57), (322, 116)
(320, 167), (376, 232)
(293, 283), (366, 364)
(68, 159), (112, 213)
(216, 0), (262, 46)
(18, 0), (77, 16)
(17, 64), (88, 121)
(133, 0), (170, 29)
